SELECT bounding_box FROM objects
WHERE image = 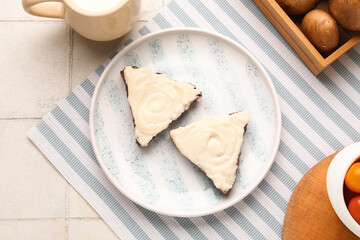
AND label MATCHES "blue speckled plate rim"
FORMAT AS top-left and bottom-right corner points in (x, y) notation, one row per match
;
(89, 28), (282, 217)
